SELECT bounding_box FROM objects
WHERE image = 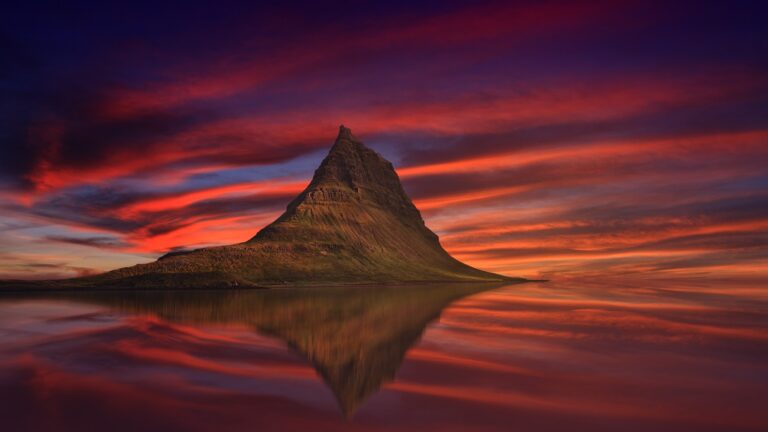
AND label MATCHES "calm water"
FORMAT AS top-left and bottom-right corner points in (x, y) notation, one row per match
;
(0, 279), (766, 431)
